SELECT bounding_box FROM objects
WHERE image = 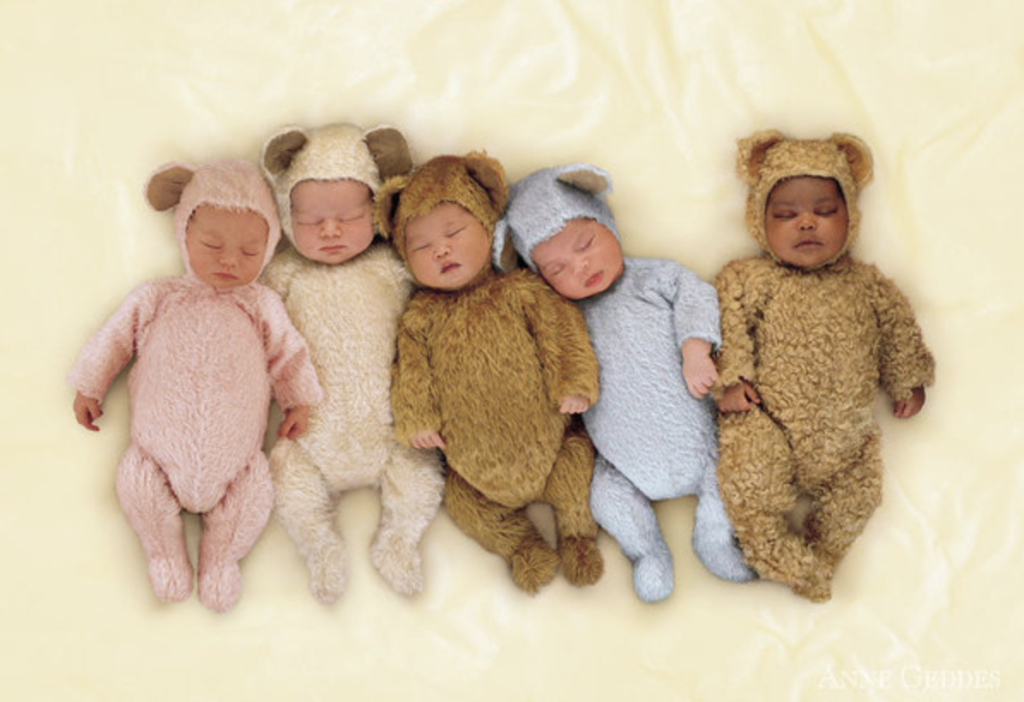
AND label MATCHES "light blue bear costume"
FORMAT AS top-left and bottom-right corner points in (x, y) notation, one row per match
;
(495, 164), (754, 602)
